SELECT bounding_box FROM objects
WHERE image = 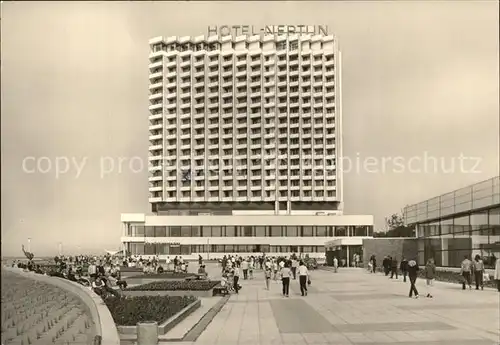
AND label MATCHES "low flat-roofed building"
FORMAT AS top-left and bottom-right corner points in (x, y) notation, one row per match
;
(404, 176), (500, 268)
(120, 213), (374, 260)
